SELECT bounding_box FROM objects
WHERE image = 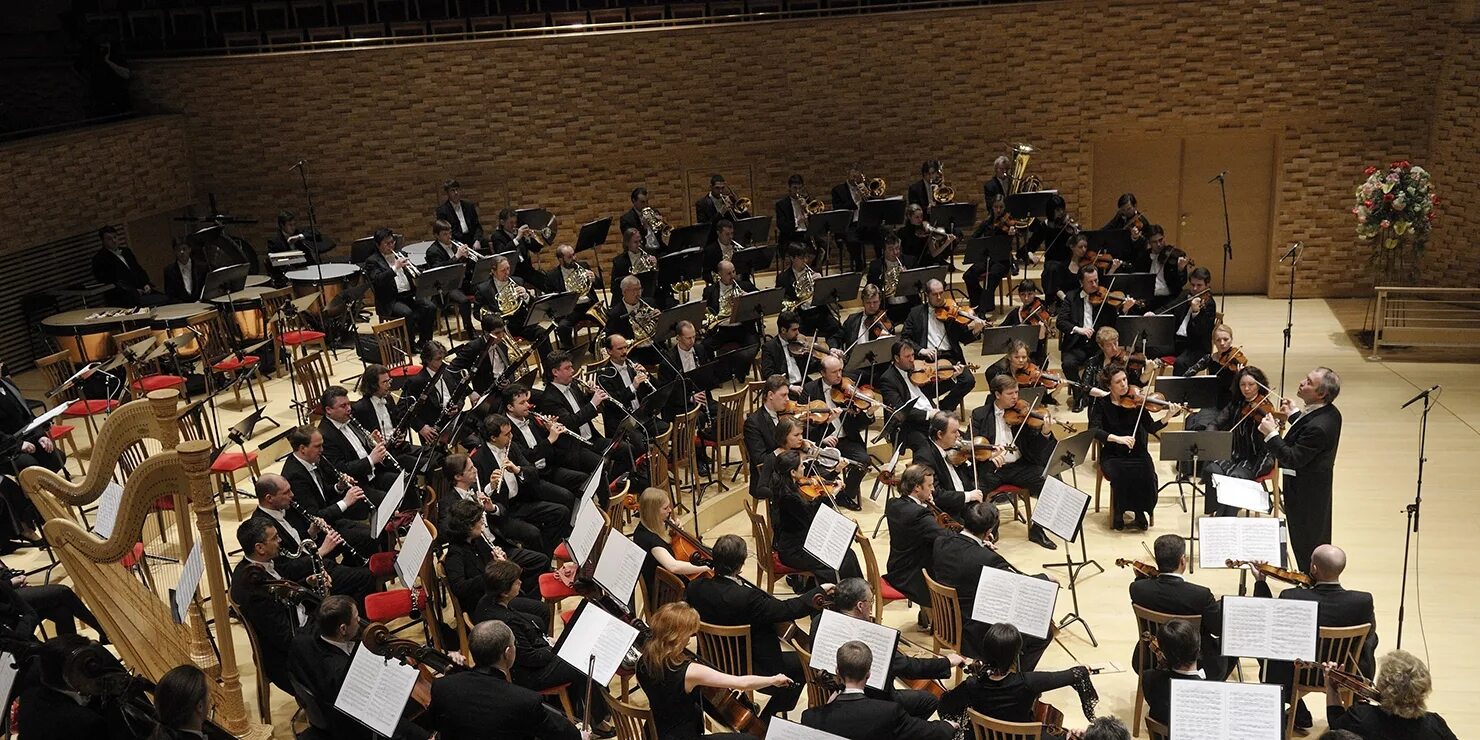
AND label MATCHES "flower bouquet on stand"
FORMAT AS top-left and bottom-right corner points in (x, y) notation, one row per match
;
(1352, 160), (1440, 284)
